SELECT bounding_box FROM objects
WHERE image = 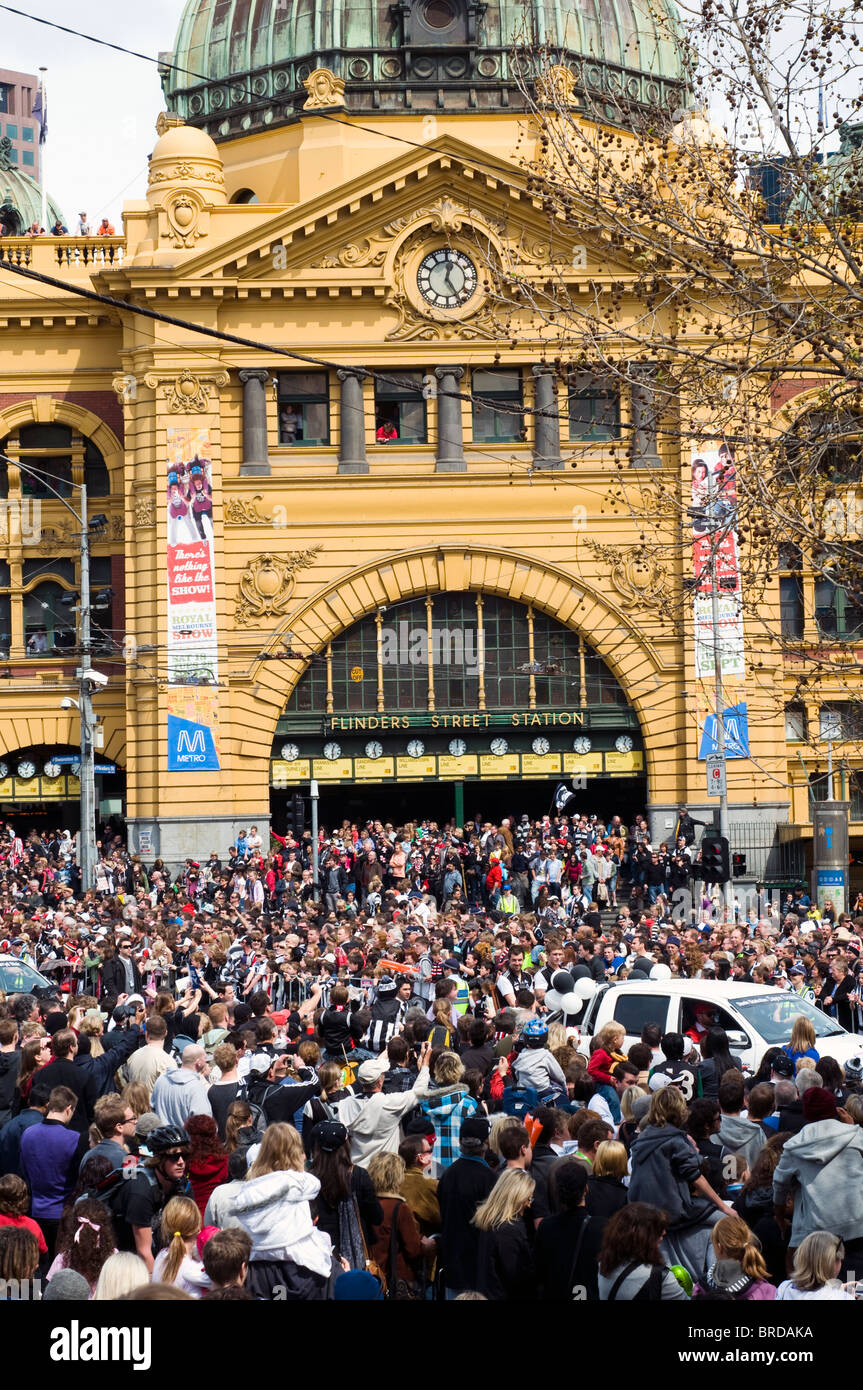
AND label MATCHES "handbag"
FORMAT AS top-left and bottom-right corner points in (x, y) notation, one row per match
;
(351, 1197), (387, 1295)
